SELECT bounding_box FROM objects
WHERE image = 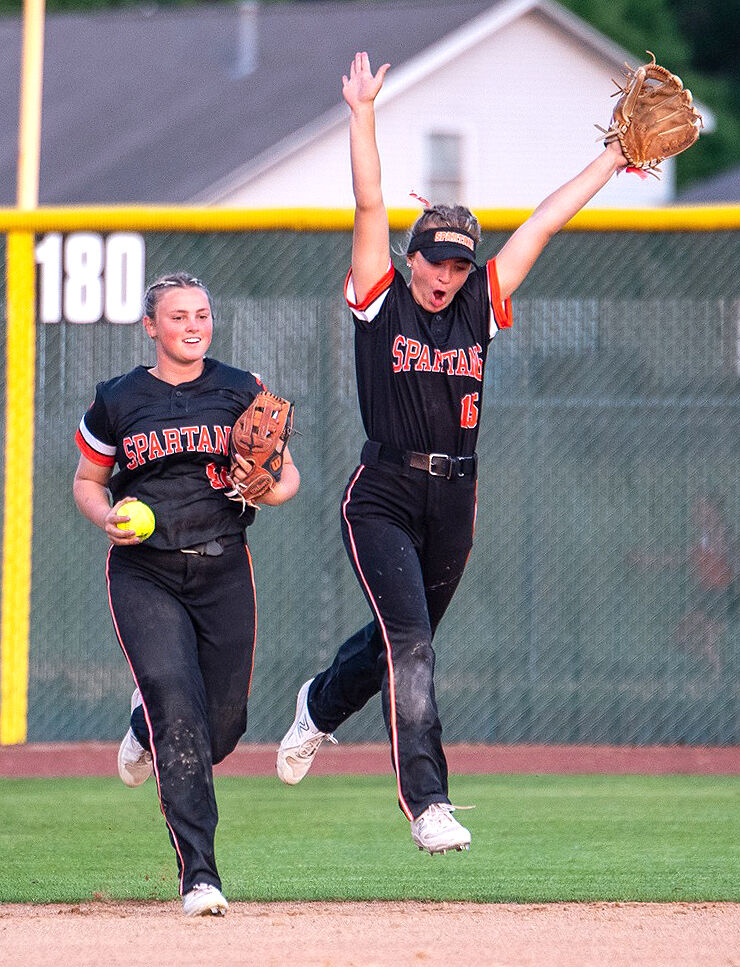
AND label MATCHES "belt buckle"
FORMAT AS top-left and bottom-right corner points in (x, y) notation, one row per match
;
(427, 453), (452, 479)
(180, 540), (223, 556)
